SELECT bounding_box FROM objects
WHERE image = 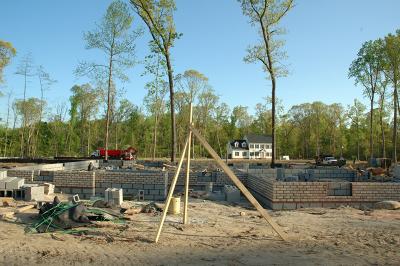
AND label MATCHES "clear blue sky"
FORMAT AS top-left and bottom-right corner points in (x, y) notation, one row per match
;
(0, 0), (399, 121)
